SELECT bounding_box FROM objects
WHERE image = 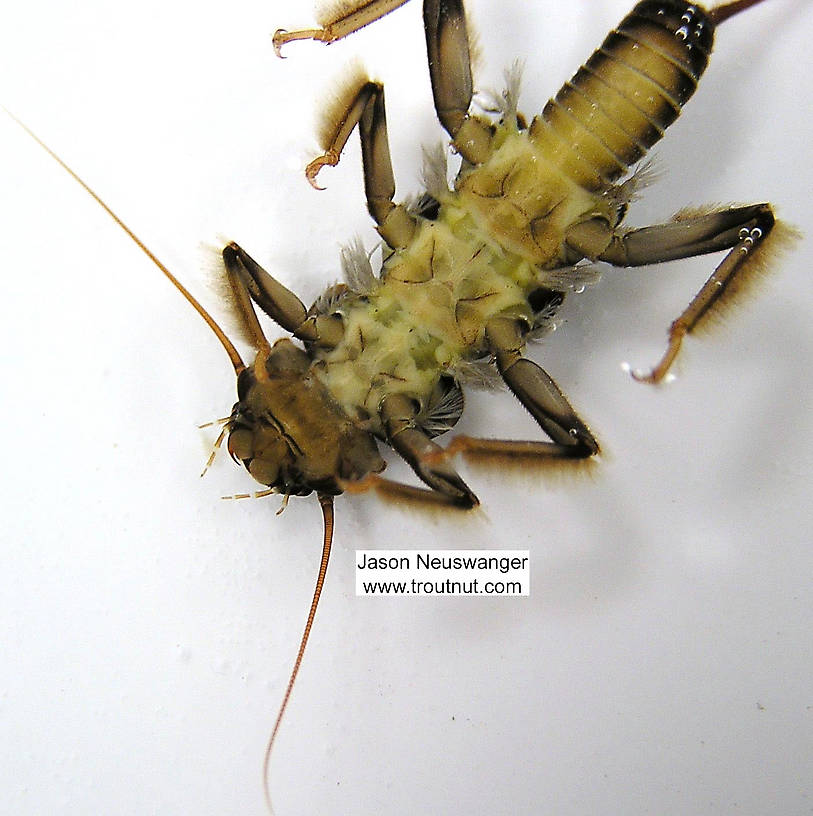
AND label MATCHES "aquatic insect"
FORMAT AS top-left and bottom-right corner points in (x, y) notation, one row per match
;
(233, 2), (798, 802)
(3, 0), (808, 812)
